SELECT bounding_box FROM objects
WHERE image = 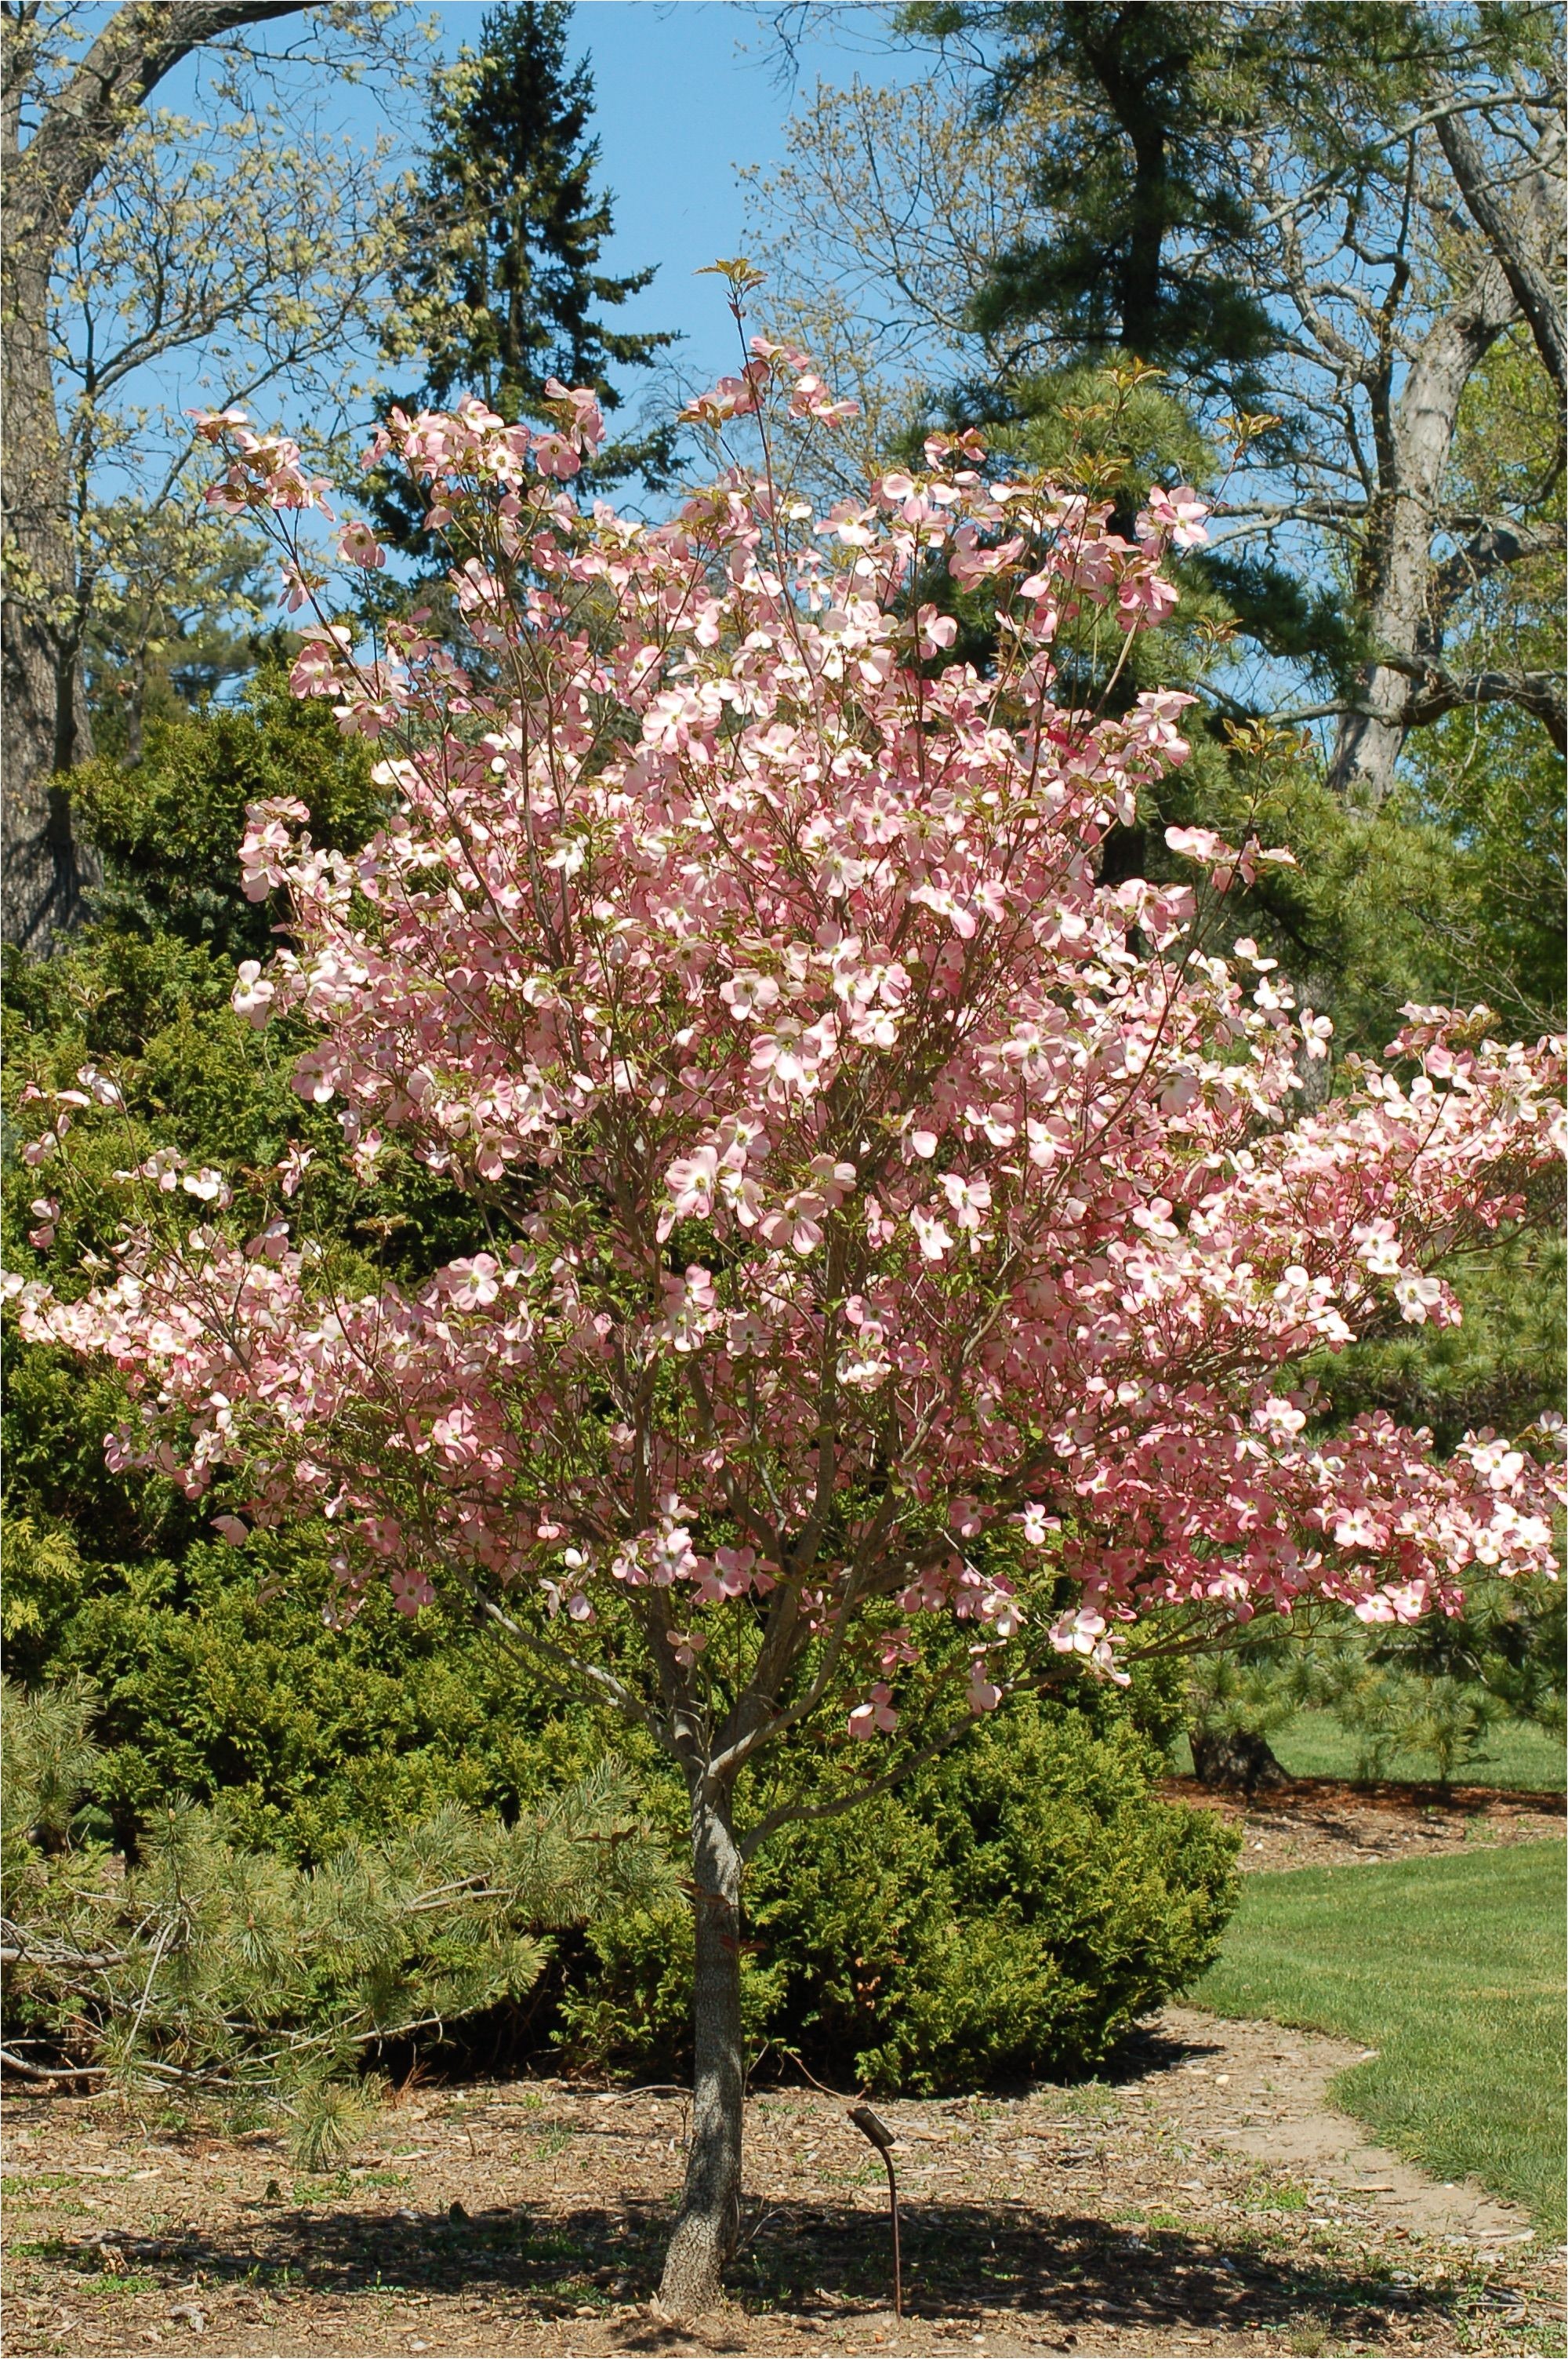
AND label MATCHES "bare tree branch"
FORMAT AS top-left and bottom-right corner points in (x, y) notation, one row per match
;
(1390, 656), (1567, 748)
(1430, 513), (1566, 613)
(1436, 98), (1566, 390)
